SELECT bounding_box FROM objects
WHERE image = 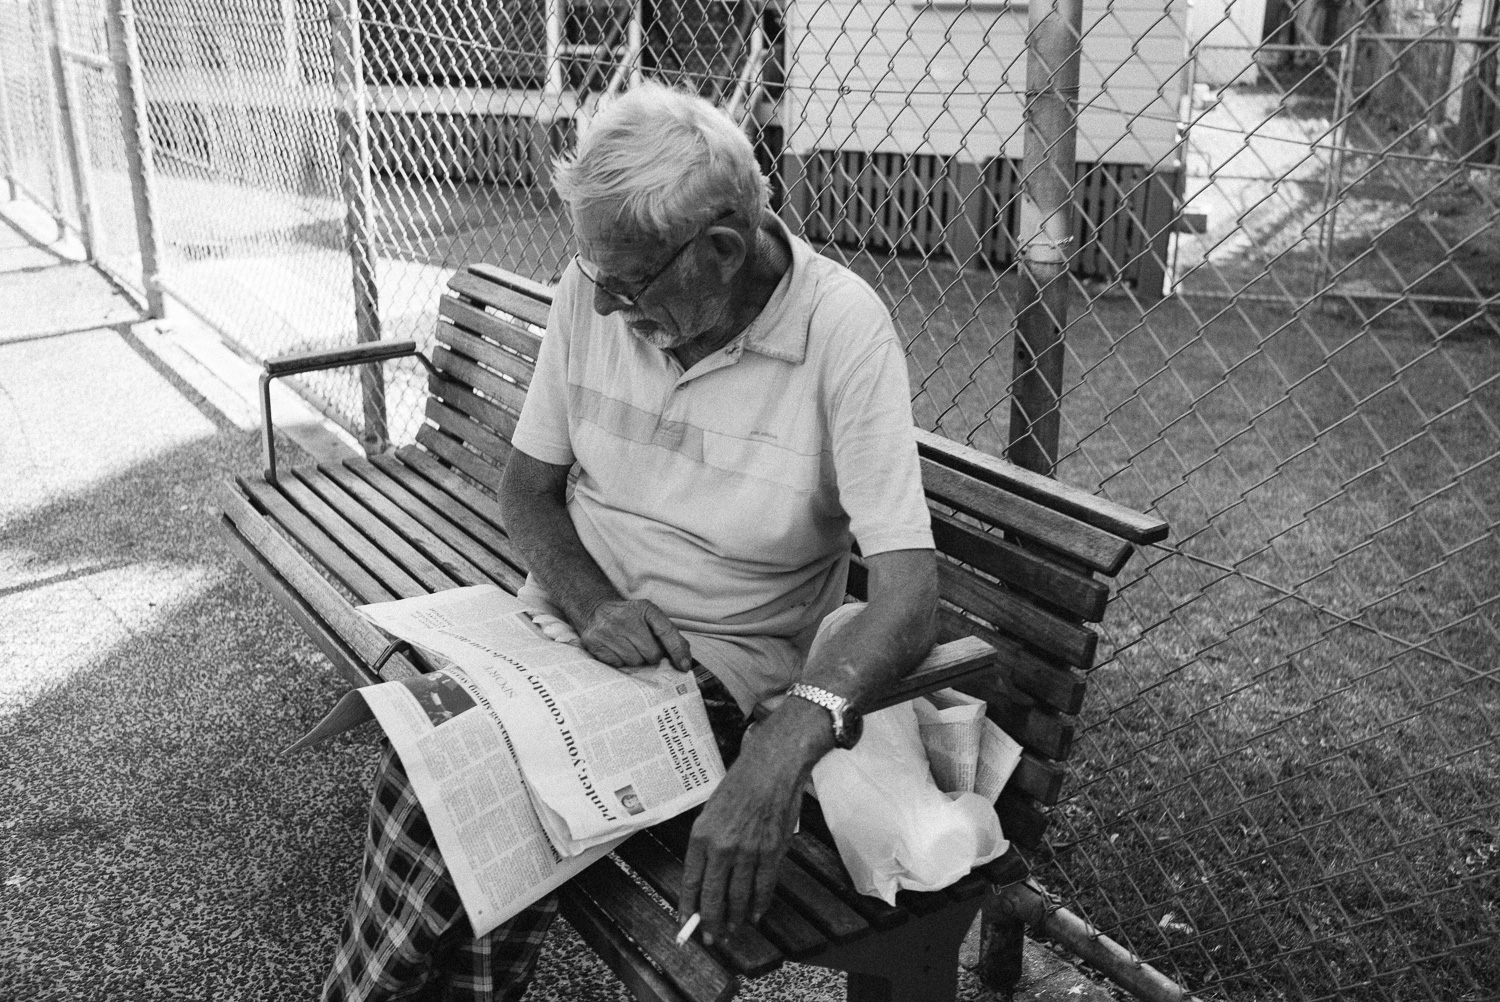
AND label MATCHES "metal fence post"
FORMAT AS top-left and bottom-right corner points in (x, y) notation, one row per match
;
(44, 0), (101, 259)
(0, 46), (19, 202)
(1006, 0), (1082, 476)
(1315, 30), (1357, 301)
(329, 0), (388, 455)
(107, 0), (164, 318)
